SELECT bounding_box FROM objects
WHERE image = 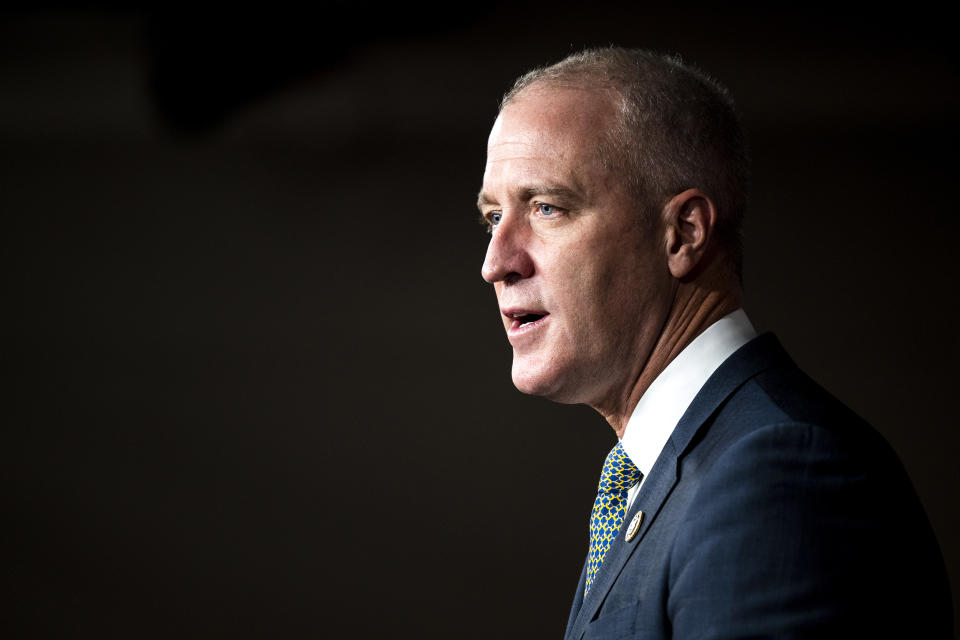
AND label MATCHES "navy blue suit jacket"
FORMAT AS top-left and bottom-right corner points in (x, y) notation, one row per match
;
(564, 333), (952, 639)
